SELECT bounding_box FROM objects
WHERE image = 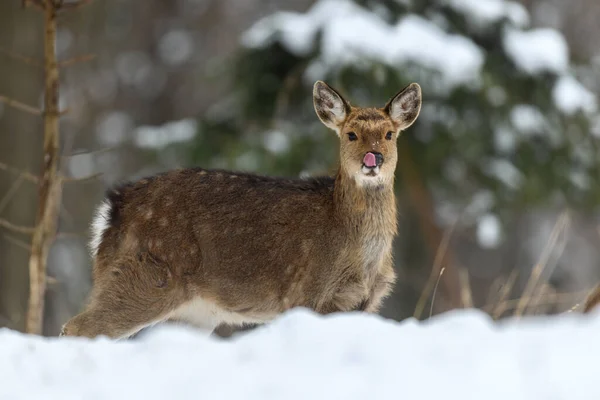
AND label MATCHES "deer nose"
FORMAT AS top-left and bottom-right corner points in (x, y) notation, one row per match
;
(363, 152), (384, 168)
